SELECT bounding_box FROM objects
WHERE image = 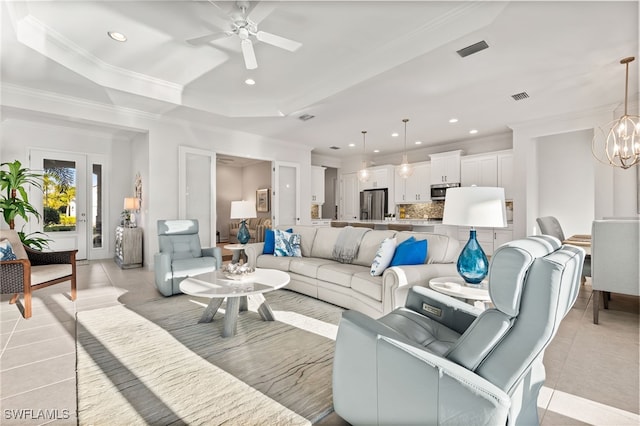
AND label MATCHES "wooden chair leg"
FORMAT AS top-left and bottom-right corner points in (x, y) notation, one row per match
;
(23, 292), (32, 319)
(9, 293), (19, 304)
(593, 289), (600, 324)
(71, 277), (77, 301)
